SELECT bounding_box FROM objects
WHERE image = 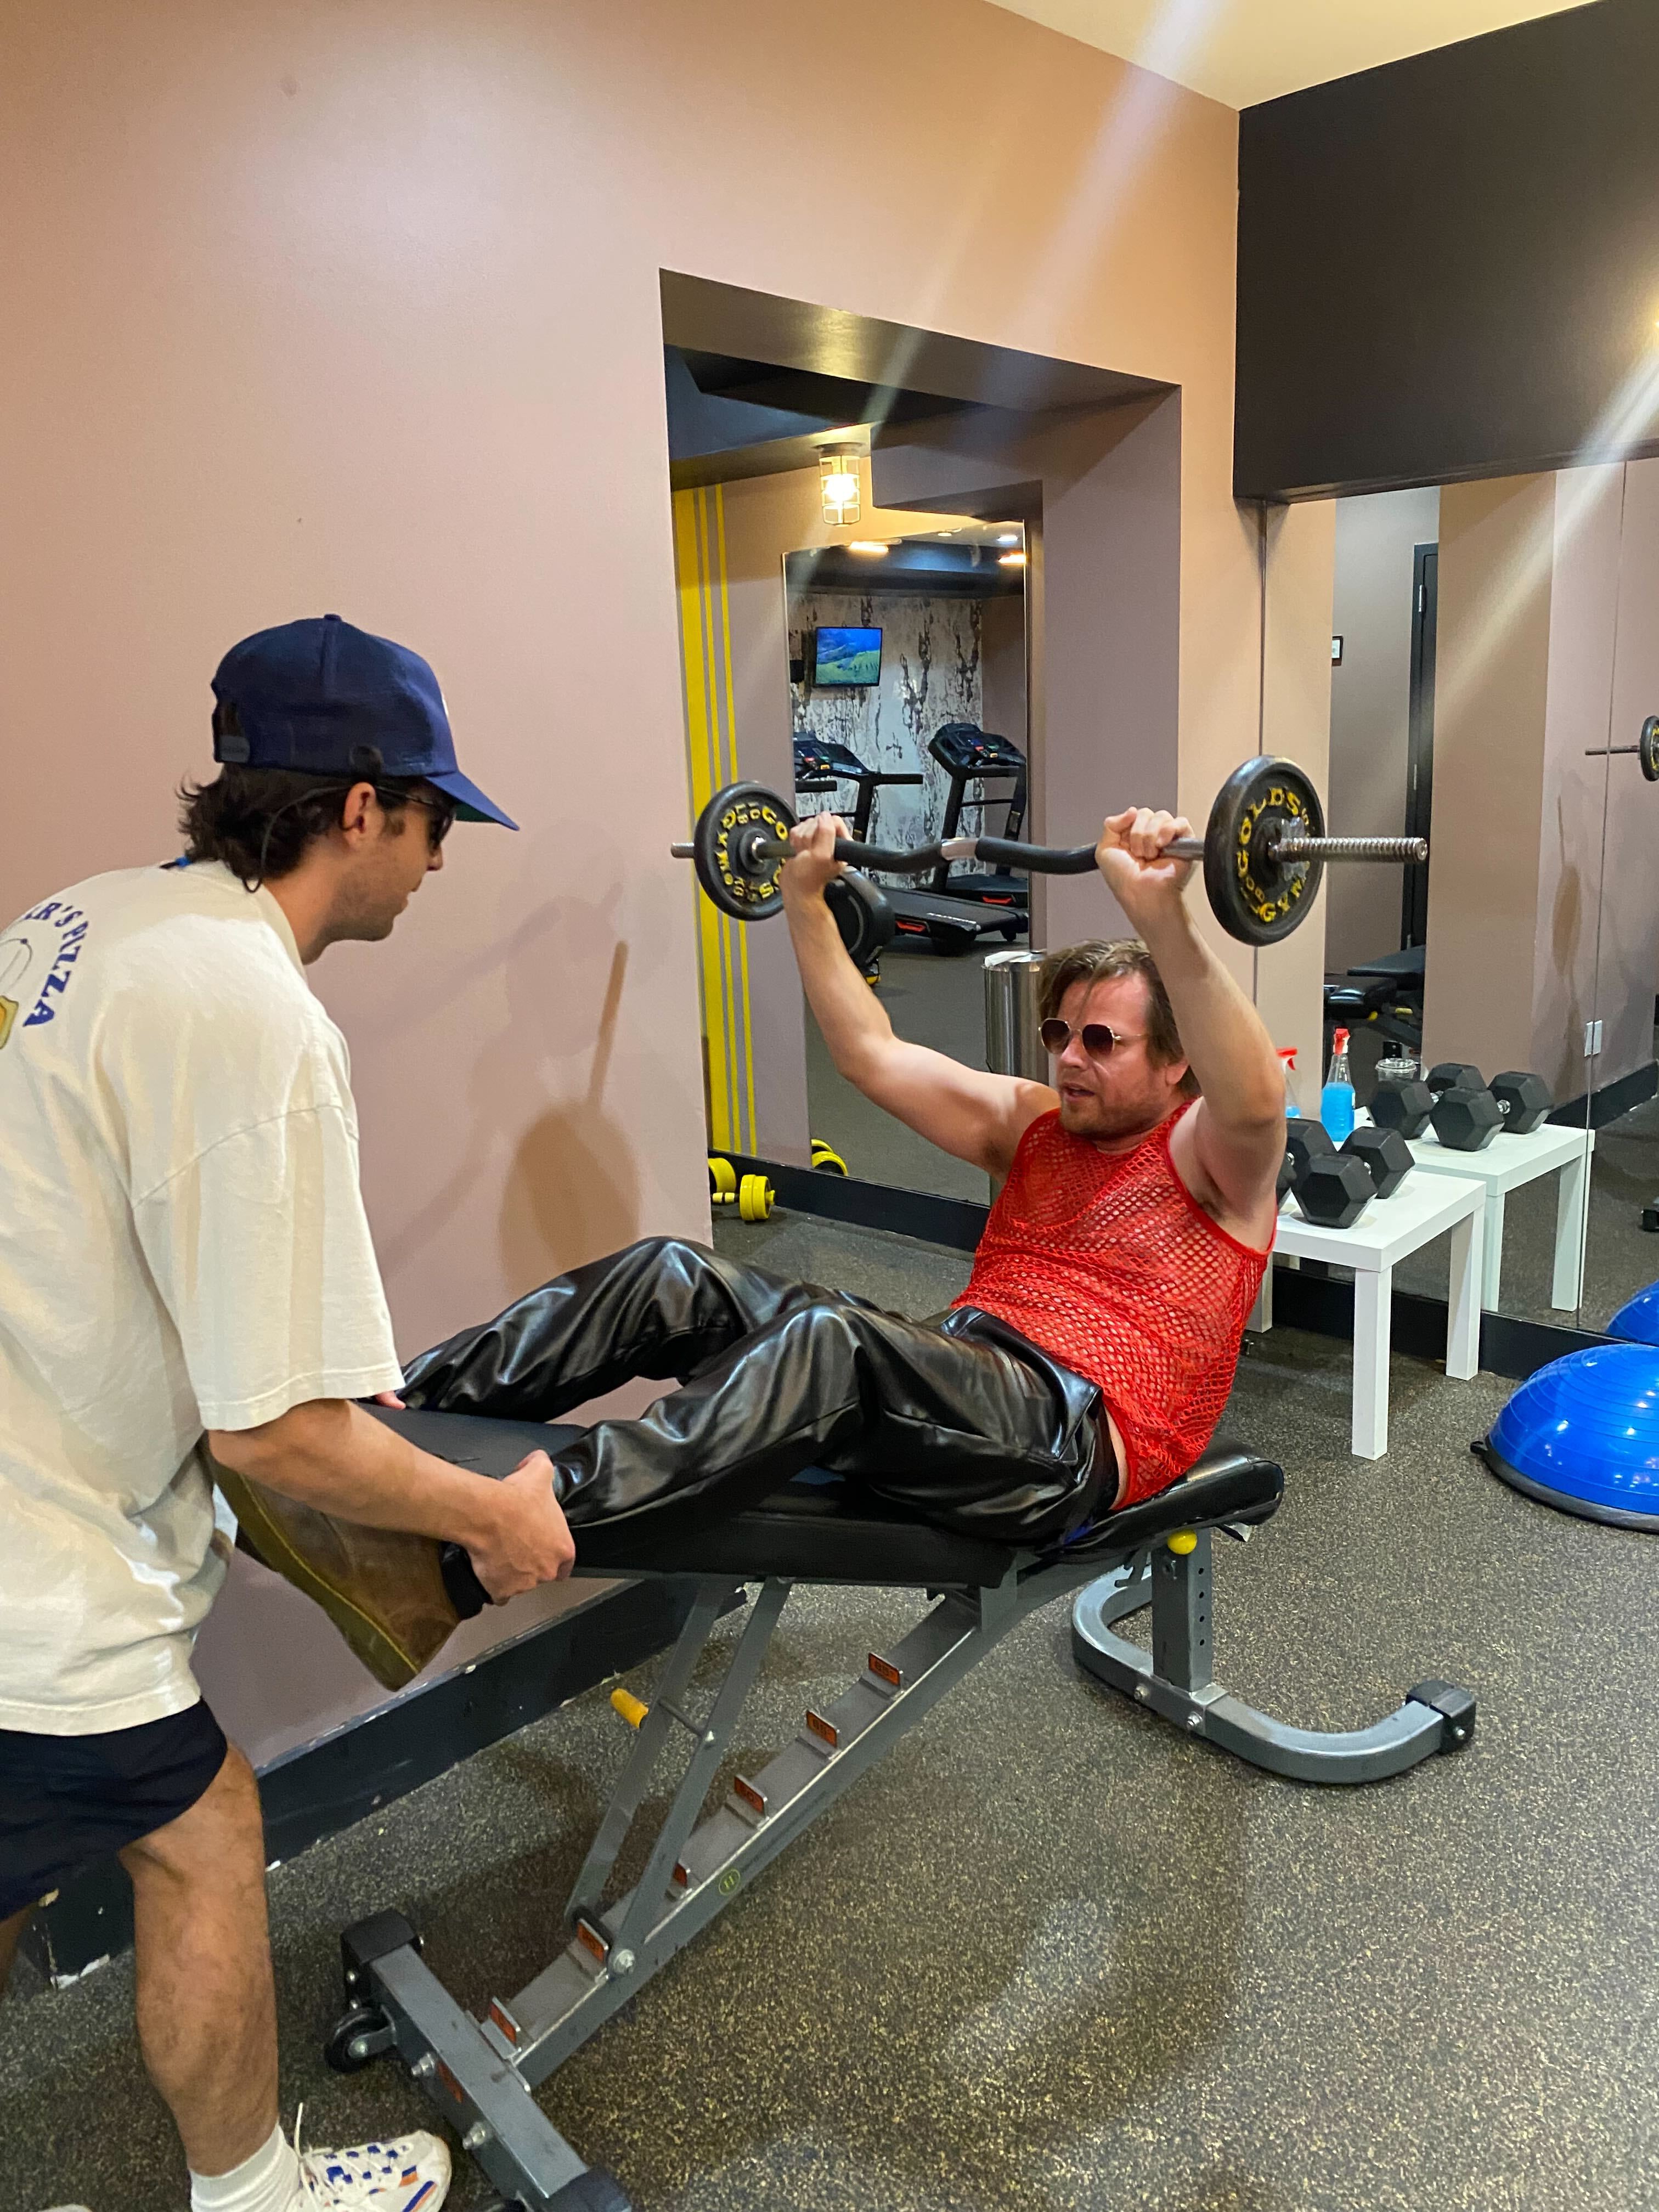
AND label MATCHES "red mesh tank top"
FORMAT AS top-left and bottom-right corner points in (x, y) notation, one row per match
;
(954, 1106), (1269, 1505)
